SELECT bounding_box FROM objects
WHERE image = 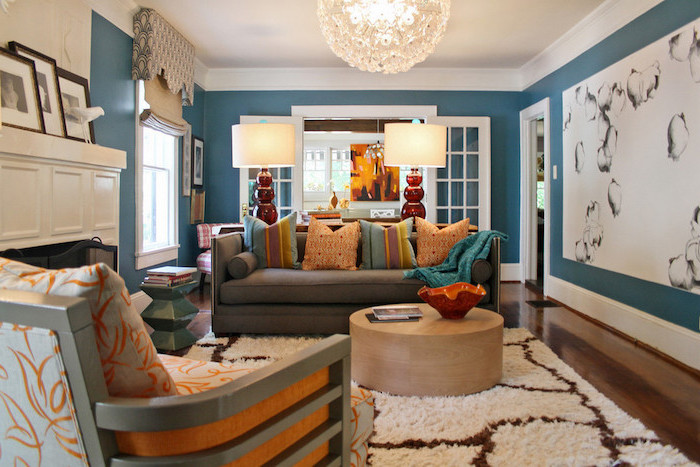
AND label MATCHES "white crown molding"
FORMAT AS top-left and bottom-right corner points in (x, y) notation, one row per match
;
(194, 57), (209, 90)
(519, 0), (664, 89)
(85, 0), (138, 37)
(201, 67), (522, 92)
(547, 275), (700, 371)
